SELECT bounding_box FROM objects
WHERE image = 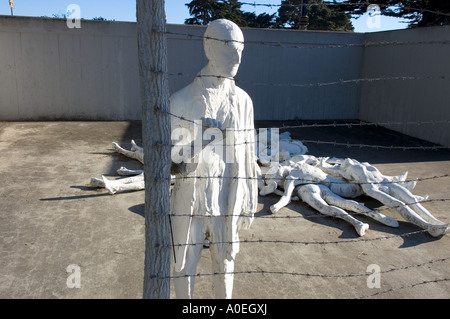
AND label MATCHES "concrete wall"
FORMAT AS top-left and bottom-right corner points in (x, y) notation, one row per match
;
(0, 16), (449, 145)
(359, 25), (450, 146)
(167, 25), (365, 121)
(0, 16), (140, 120)
(0, 16), (364, 121)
